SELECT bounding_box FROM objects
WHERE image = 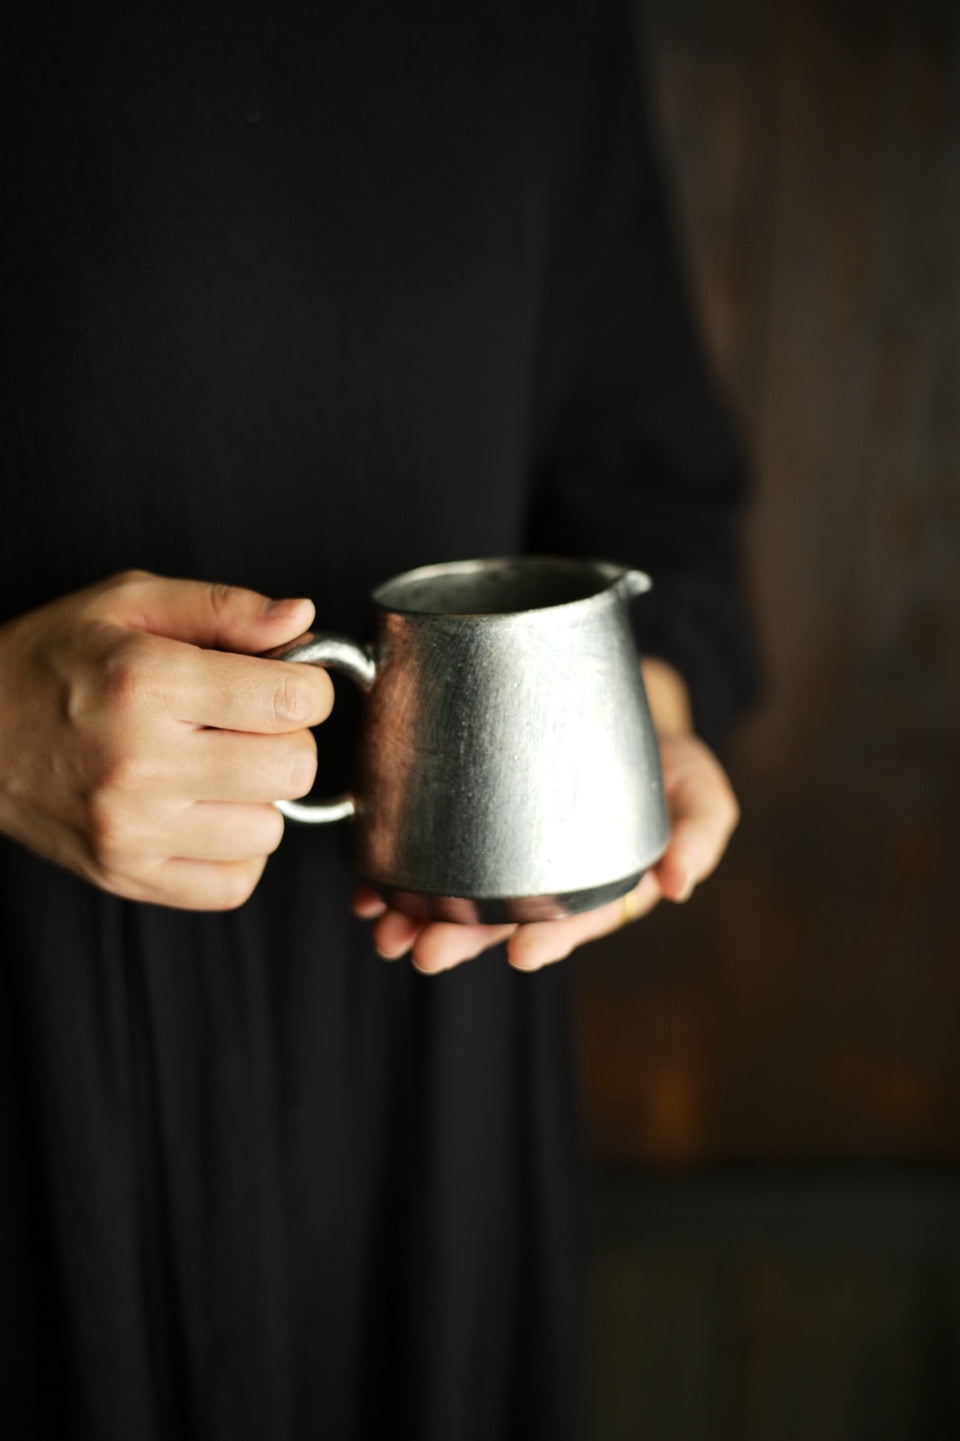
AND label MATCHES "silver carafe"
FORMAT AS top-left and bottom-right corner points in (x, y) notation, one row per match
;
(273, 556), (669, 922)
